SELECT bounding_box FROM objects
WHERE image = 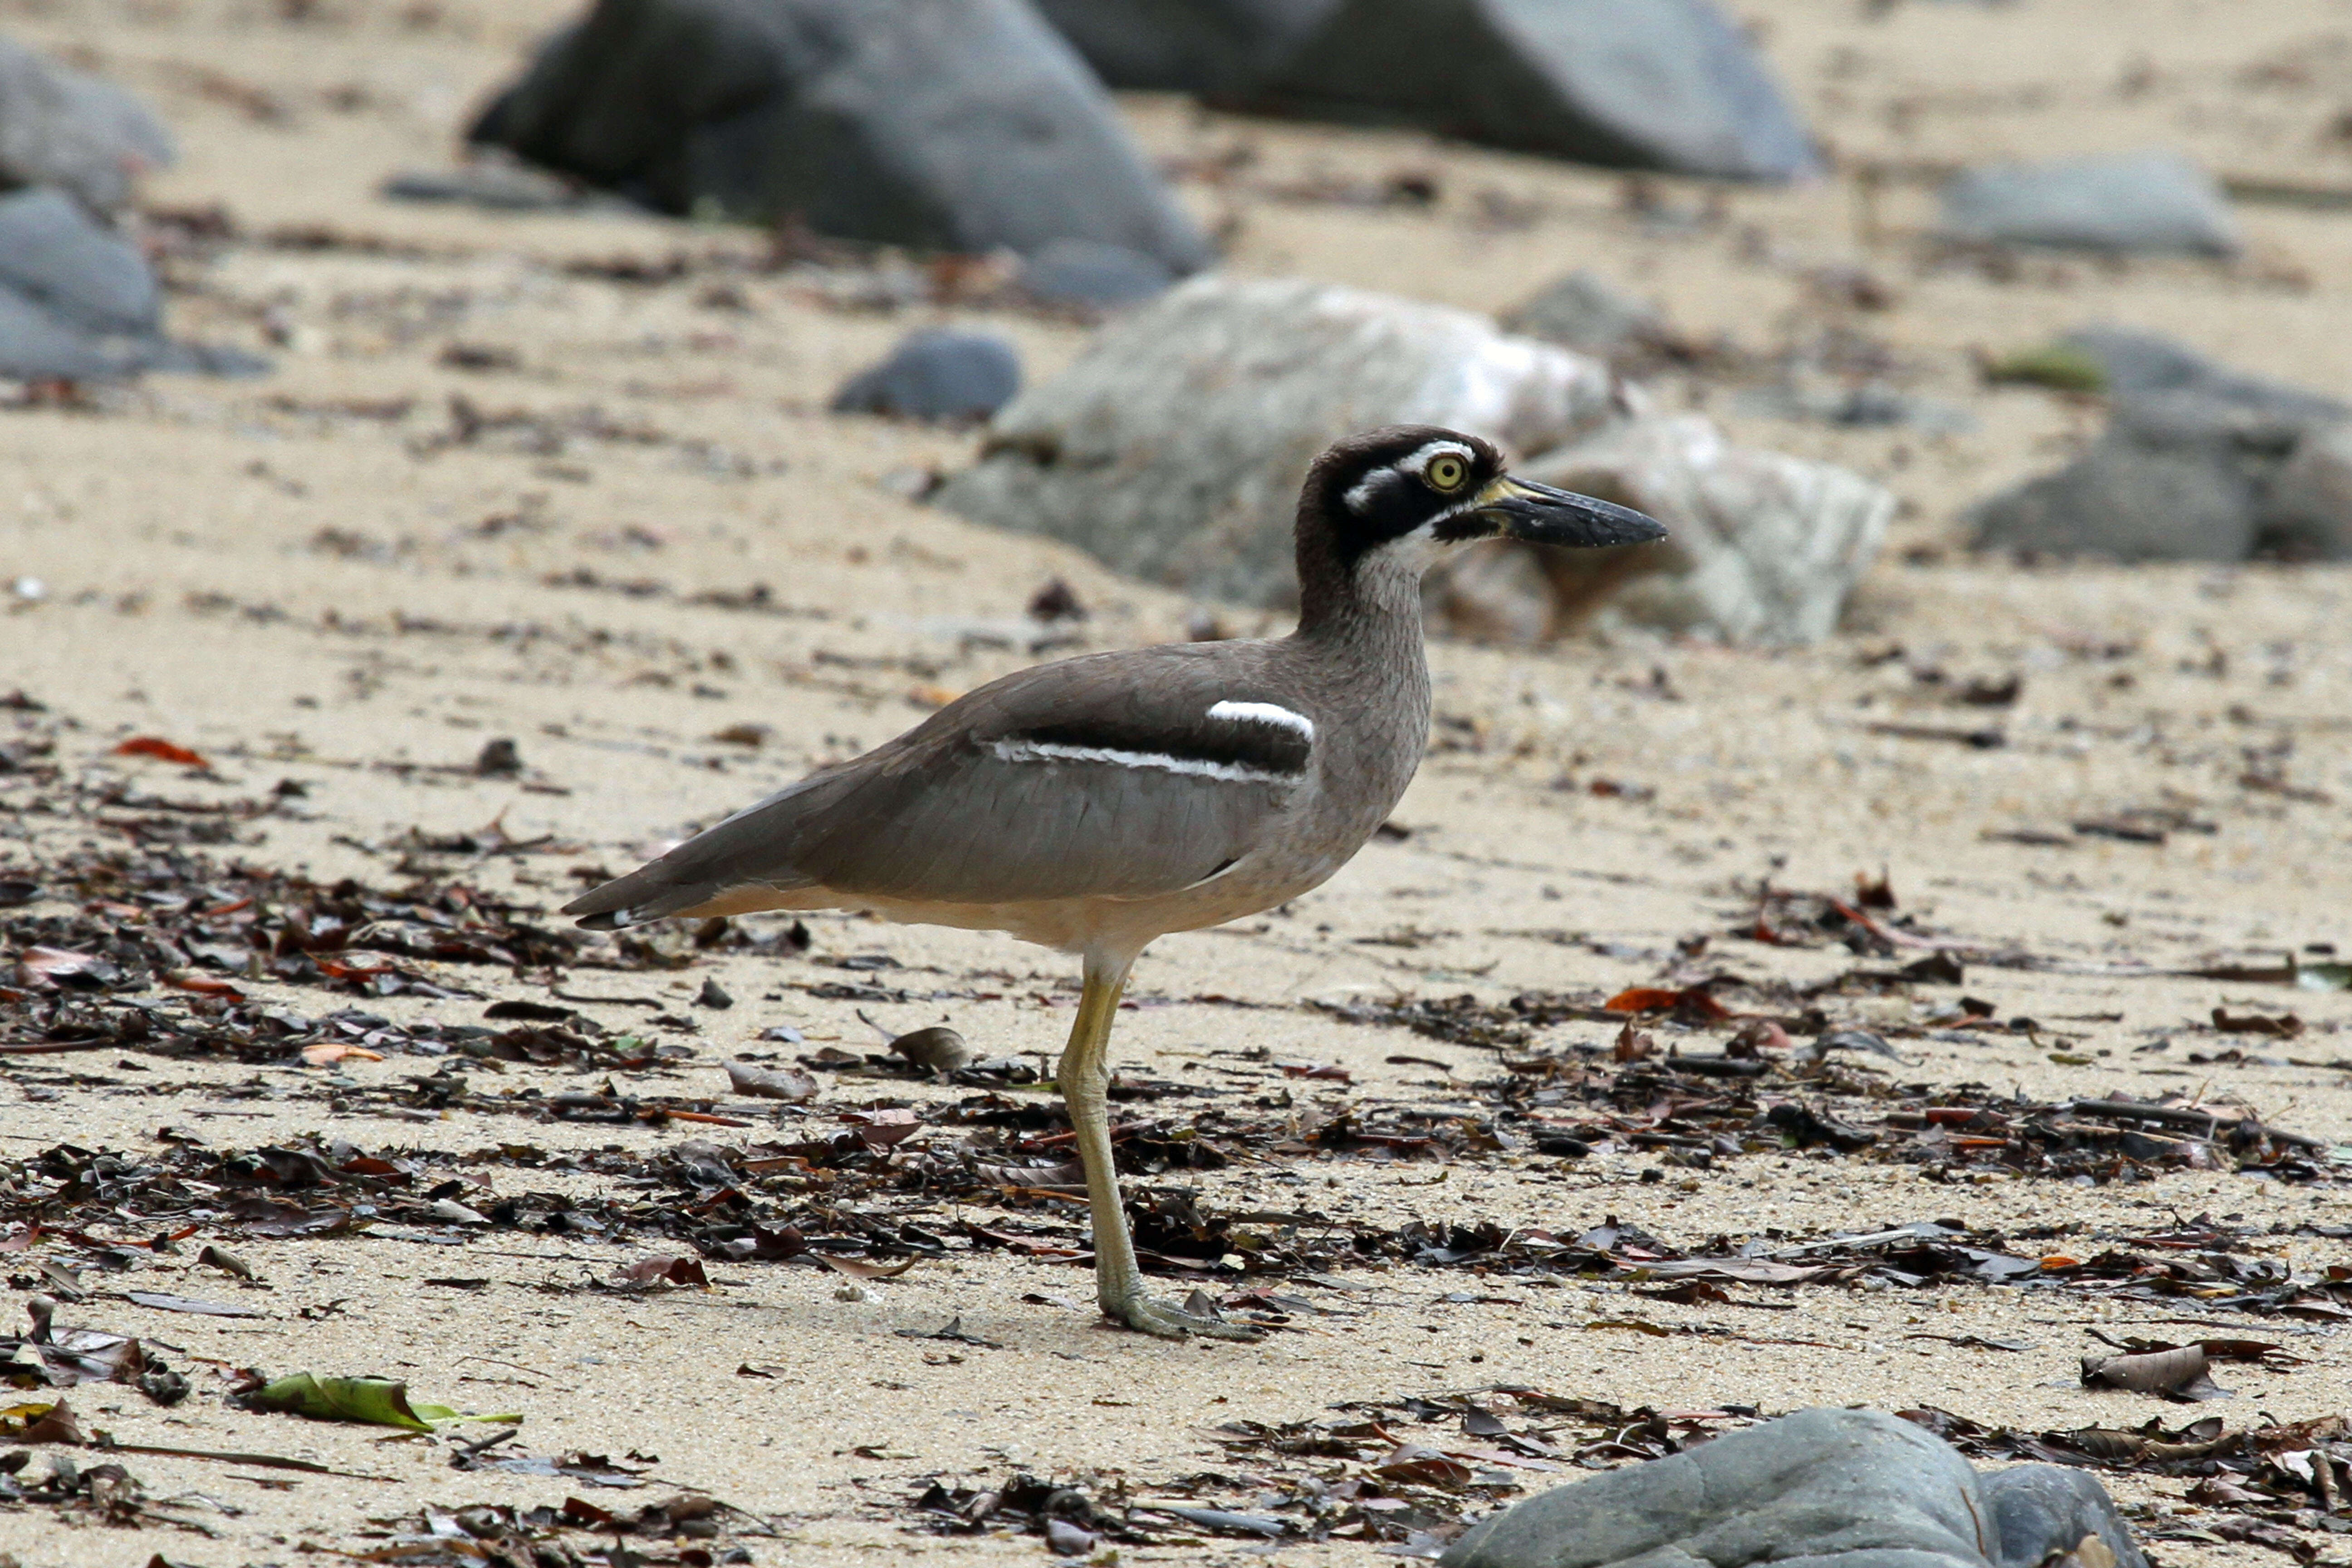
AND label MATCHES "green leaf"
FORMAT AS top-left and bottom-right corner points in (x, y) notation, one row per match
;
(1982, 344), (2107, 394)
(250, 1374), (518, 1432)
